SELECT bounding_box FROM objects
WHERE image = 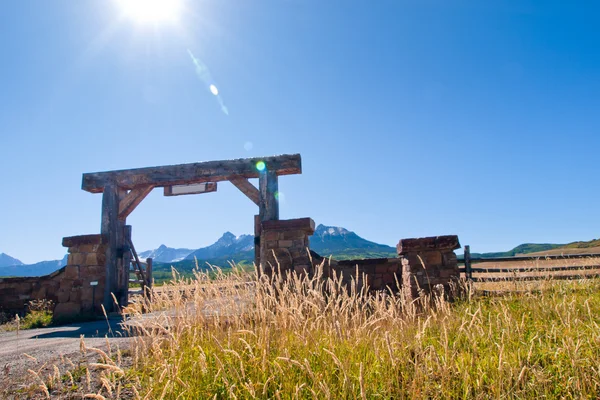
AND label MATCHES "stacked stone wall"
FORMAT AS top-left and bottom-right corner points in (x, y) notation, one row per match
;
(323, 257), (402, 292)
(398, 235), (461, 300)
(259, 219), (460, 297)
(260, 218), (315, 275)
(0, 269), (64, 315)
(259, 218), (403, 293)
(0, 234), (107, 320)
